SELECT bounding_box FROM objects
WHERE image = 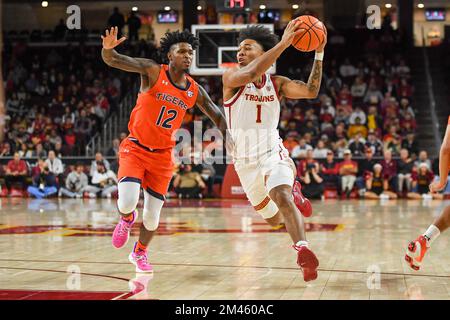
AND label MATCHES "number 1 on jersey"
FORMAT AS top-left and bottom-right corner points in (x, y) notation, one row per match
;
(256, 104), (262, 123)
